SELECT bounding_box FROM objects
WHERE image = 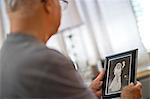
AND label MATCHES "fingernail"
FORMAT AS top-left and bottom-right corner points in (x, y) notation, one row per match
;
(130, 82), (134, 85)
